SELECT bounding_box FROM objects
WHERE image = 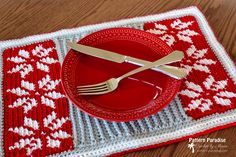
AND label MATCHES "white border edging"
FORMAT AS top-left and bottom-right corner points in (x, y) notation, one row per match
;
(0, 6), (236, 157)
